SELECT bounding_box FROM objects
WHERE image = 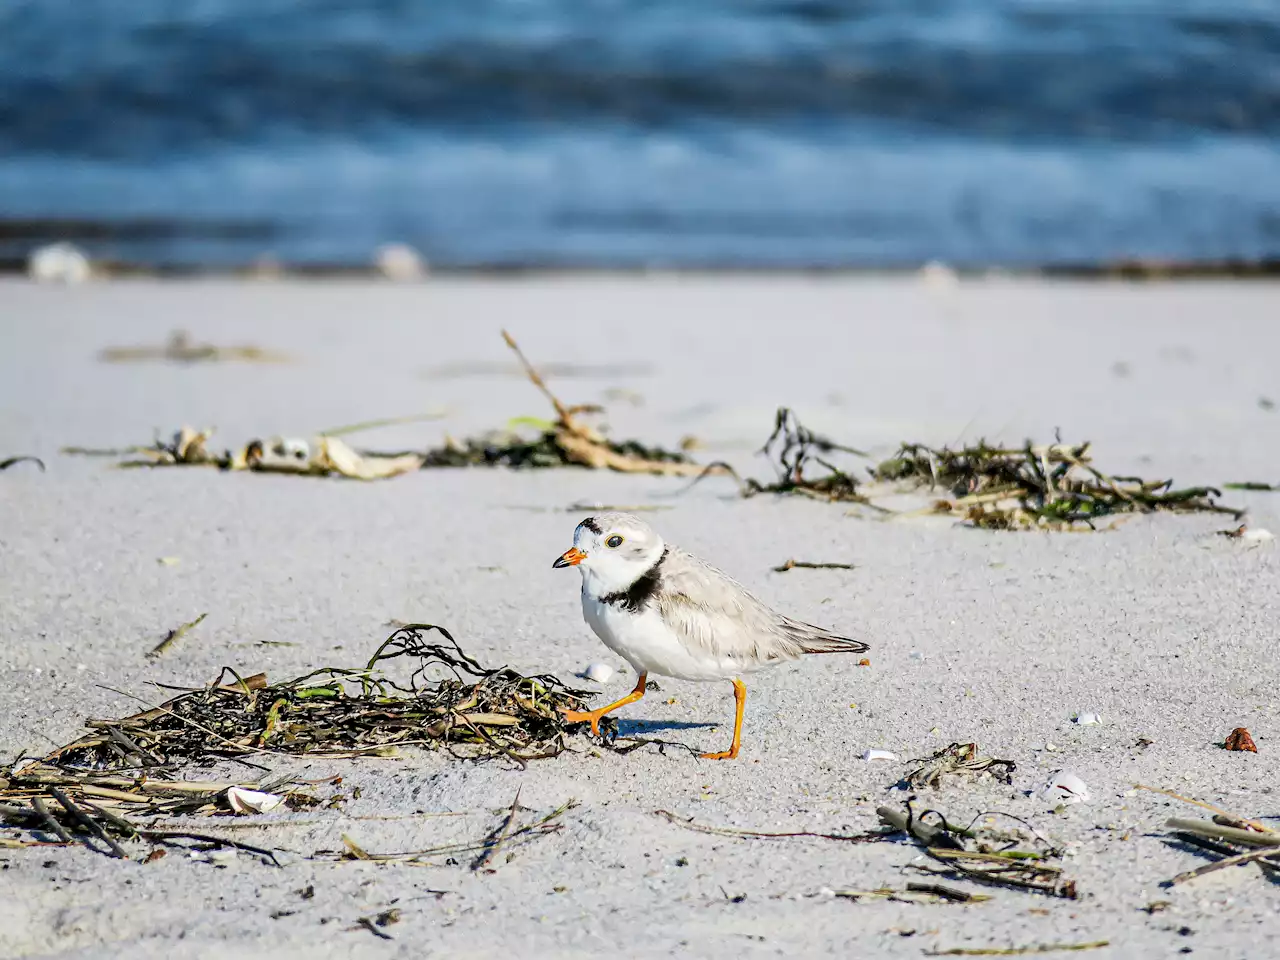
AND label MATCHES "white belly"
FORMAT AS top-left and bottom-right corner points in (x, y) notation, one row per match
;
(583, 591), (753, 682)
